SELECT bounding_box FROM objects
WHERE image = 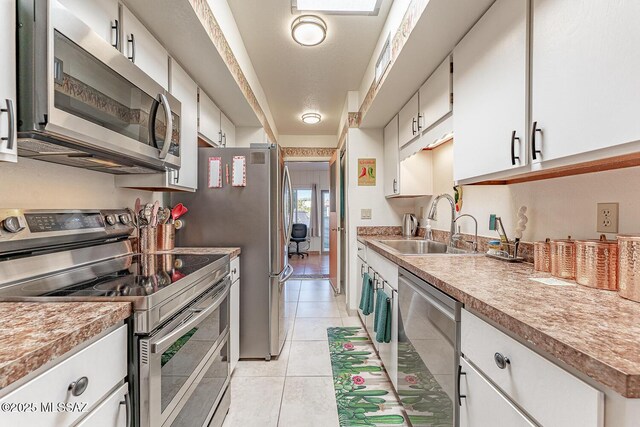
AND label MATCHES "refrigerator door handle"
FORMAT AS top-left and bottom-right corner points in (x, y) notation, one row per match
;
(282, 166), (294, 242)
(280, 264), (294, 283)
